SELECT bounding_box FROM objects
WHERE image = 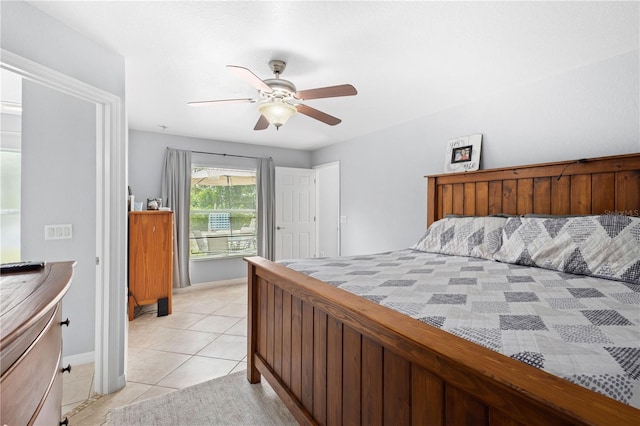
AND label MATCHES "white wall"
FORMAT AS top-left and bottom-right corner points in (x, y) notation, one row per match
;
(0, 2), (124, 97)
(312, 50), (640, 256)
(1, 0), (126, 369)
(21, 82), (96, 357)
(128, 129), (312, 283)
